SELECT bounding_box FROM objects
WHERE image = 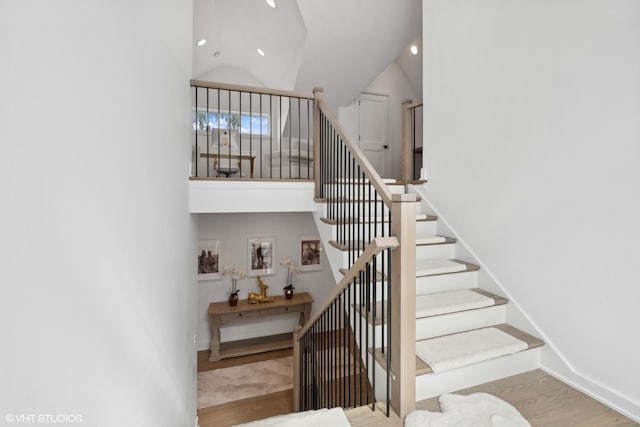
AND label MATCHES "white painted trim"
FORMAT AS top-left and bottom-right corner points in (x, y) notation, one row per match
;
(416, 305), (506, 341)
(189, 180), (315, 213)
(410, 183), (640, 422)
(542, 361), (640, 424)
(197, 339), (210, 352)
